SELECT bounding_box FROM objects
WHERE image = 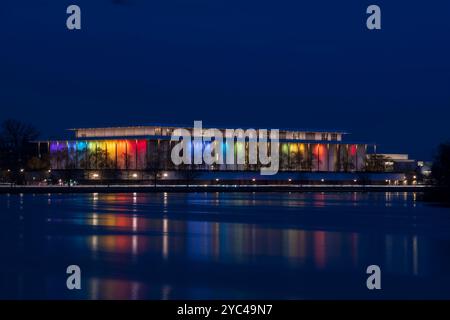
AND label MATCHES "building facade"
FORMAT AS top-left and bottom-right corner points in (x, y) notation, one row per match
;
(38, 125), (370, 181)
